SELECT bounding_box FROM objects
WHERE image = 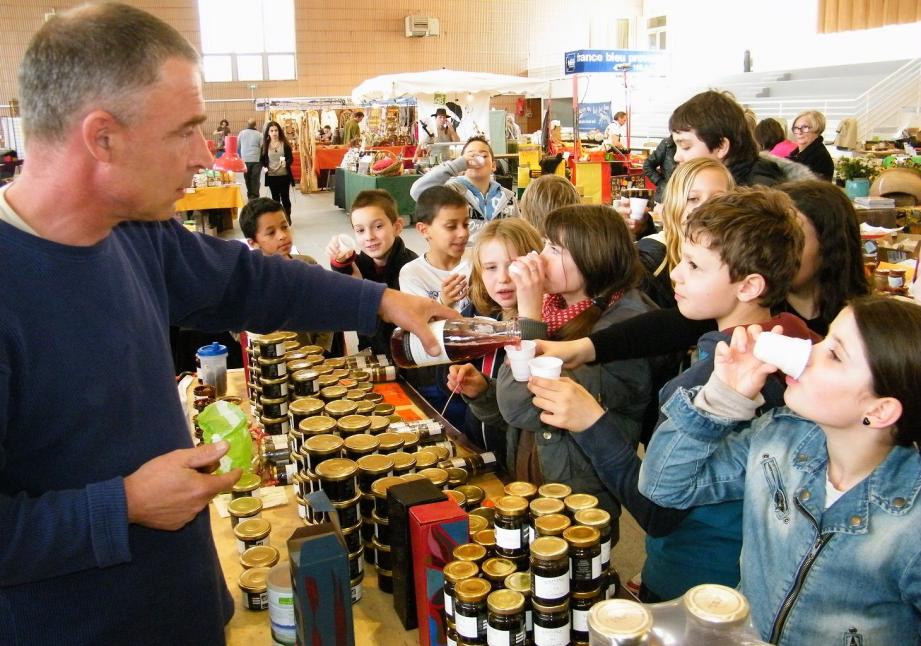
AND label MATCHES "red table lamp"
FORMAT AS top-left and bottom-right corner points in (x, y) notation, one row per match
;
(213, 135), (245, 172)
